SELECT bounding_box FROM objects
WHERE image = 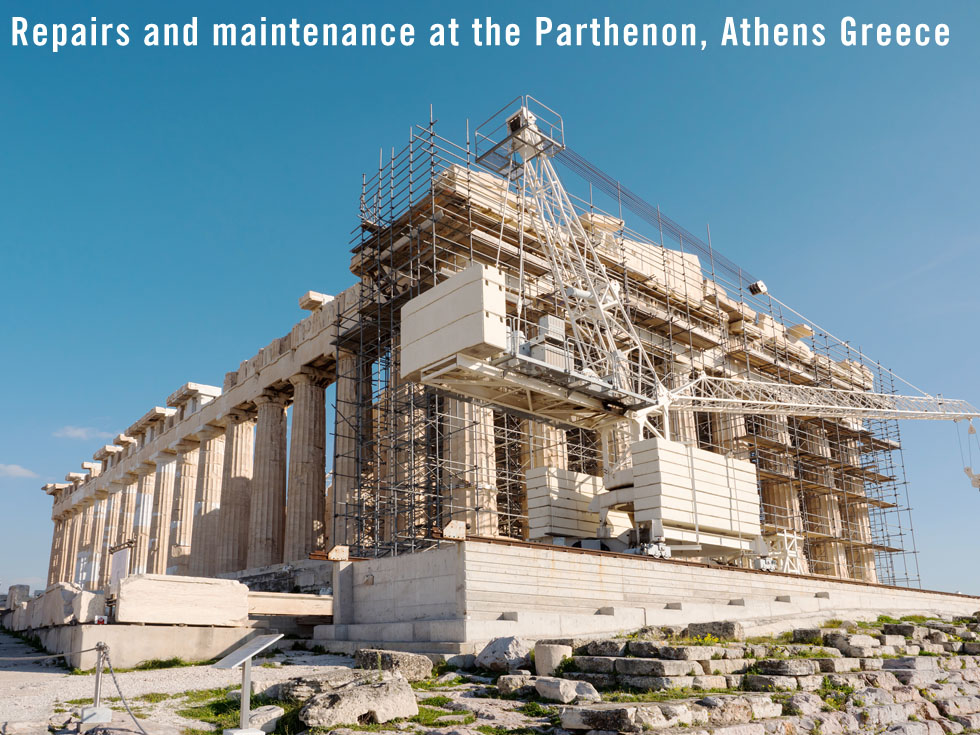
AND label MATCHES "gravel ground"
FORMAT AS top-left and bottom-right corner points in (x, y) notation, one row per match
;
(0, 630), (355, 726)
